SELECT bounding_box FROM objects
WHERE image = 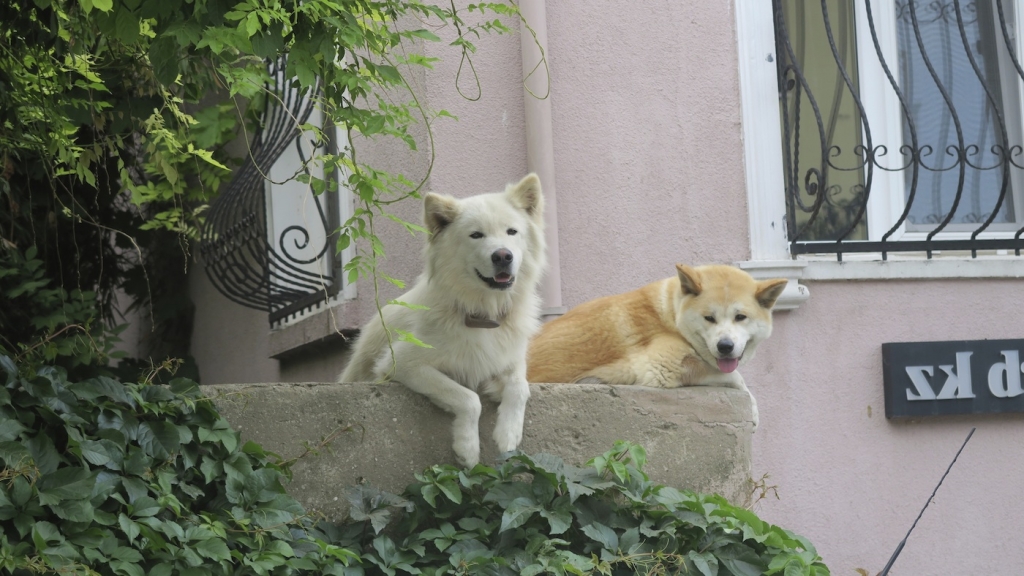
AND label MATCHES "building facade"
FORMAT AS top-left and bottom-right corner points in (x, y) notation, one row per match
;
(177, 2), (1024, 573)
